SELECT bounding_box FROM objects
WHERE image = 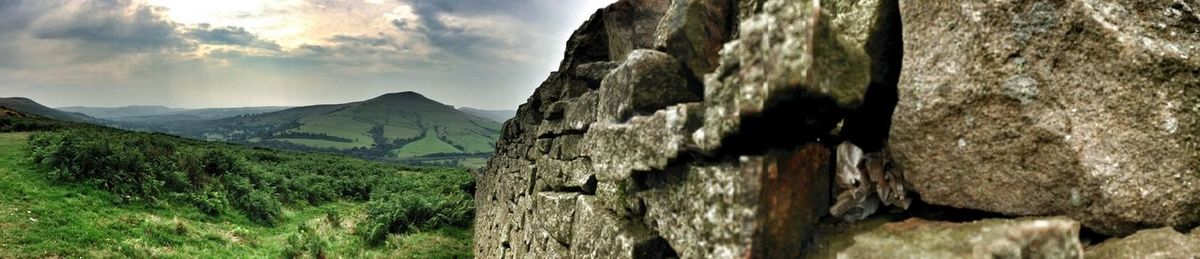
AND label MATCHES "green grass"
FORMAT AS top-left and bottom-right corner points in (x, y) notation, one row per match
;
(443, 132), (496, 153)
(291, 115), (375, 148)
(382, 124), (422, 141)
(0, 132), (471, 258)
(272, 137), (363, 150)
(392, 130), (463, 158)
